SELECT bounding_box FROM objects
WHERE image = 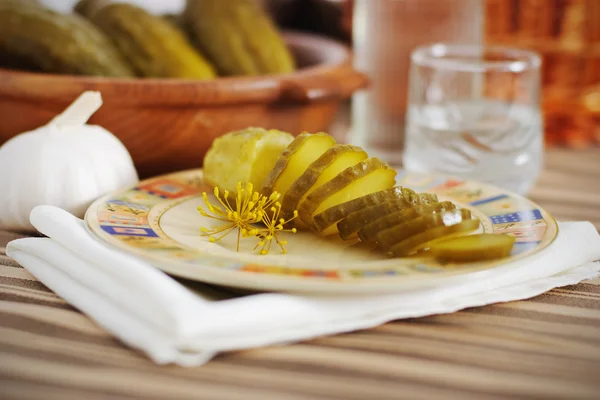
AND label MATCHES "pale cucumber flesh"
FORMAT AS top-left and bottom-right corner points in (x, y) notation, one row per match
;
(429, 234), (515, 262)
